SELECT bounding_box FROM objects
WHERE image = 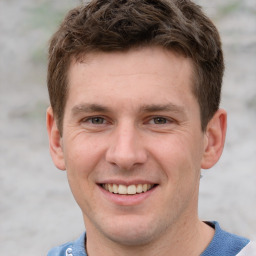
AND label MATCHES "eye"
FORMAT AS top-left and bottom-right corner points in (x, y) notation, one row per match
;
(150, 117), (168, 124)
(82, 116), (107, 125)
(89, 117), (105, 124)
